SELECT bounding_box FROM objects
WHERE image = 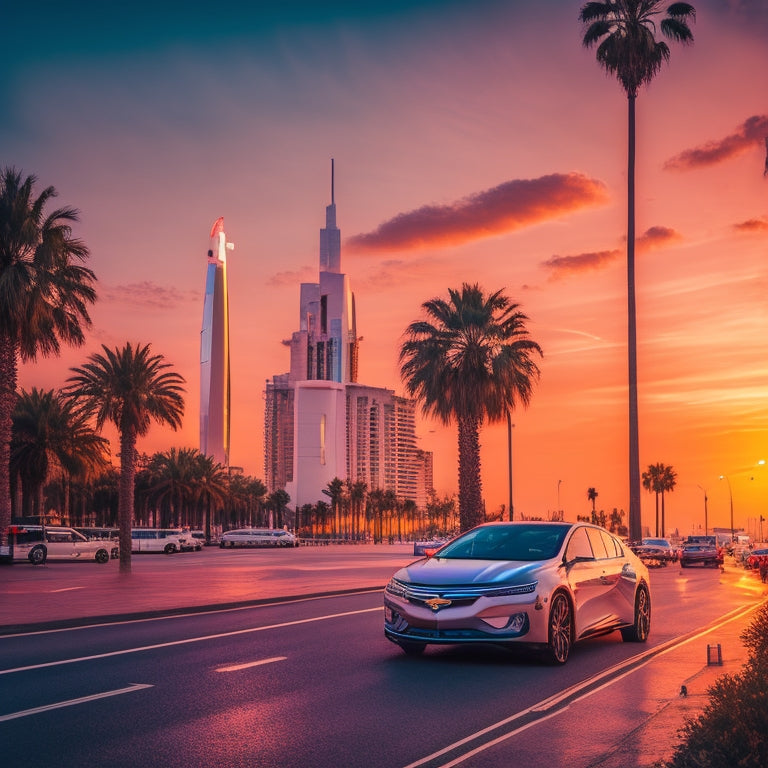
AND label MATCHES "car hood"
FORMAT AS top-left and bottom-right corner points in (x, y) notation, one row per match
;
(394, 557), (546, 586)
